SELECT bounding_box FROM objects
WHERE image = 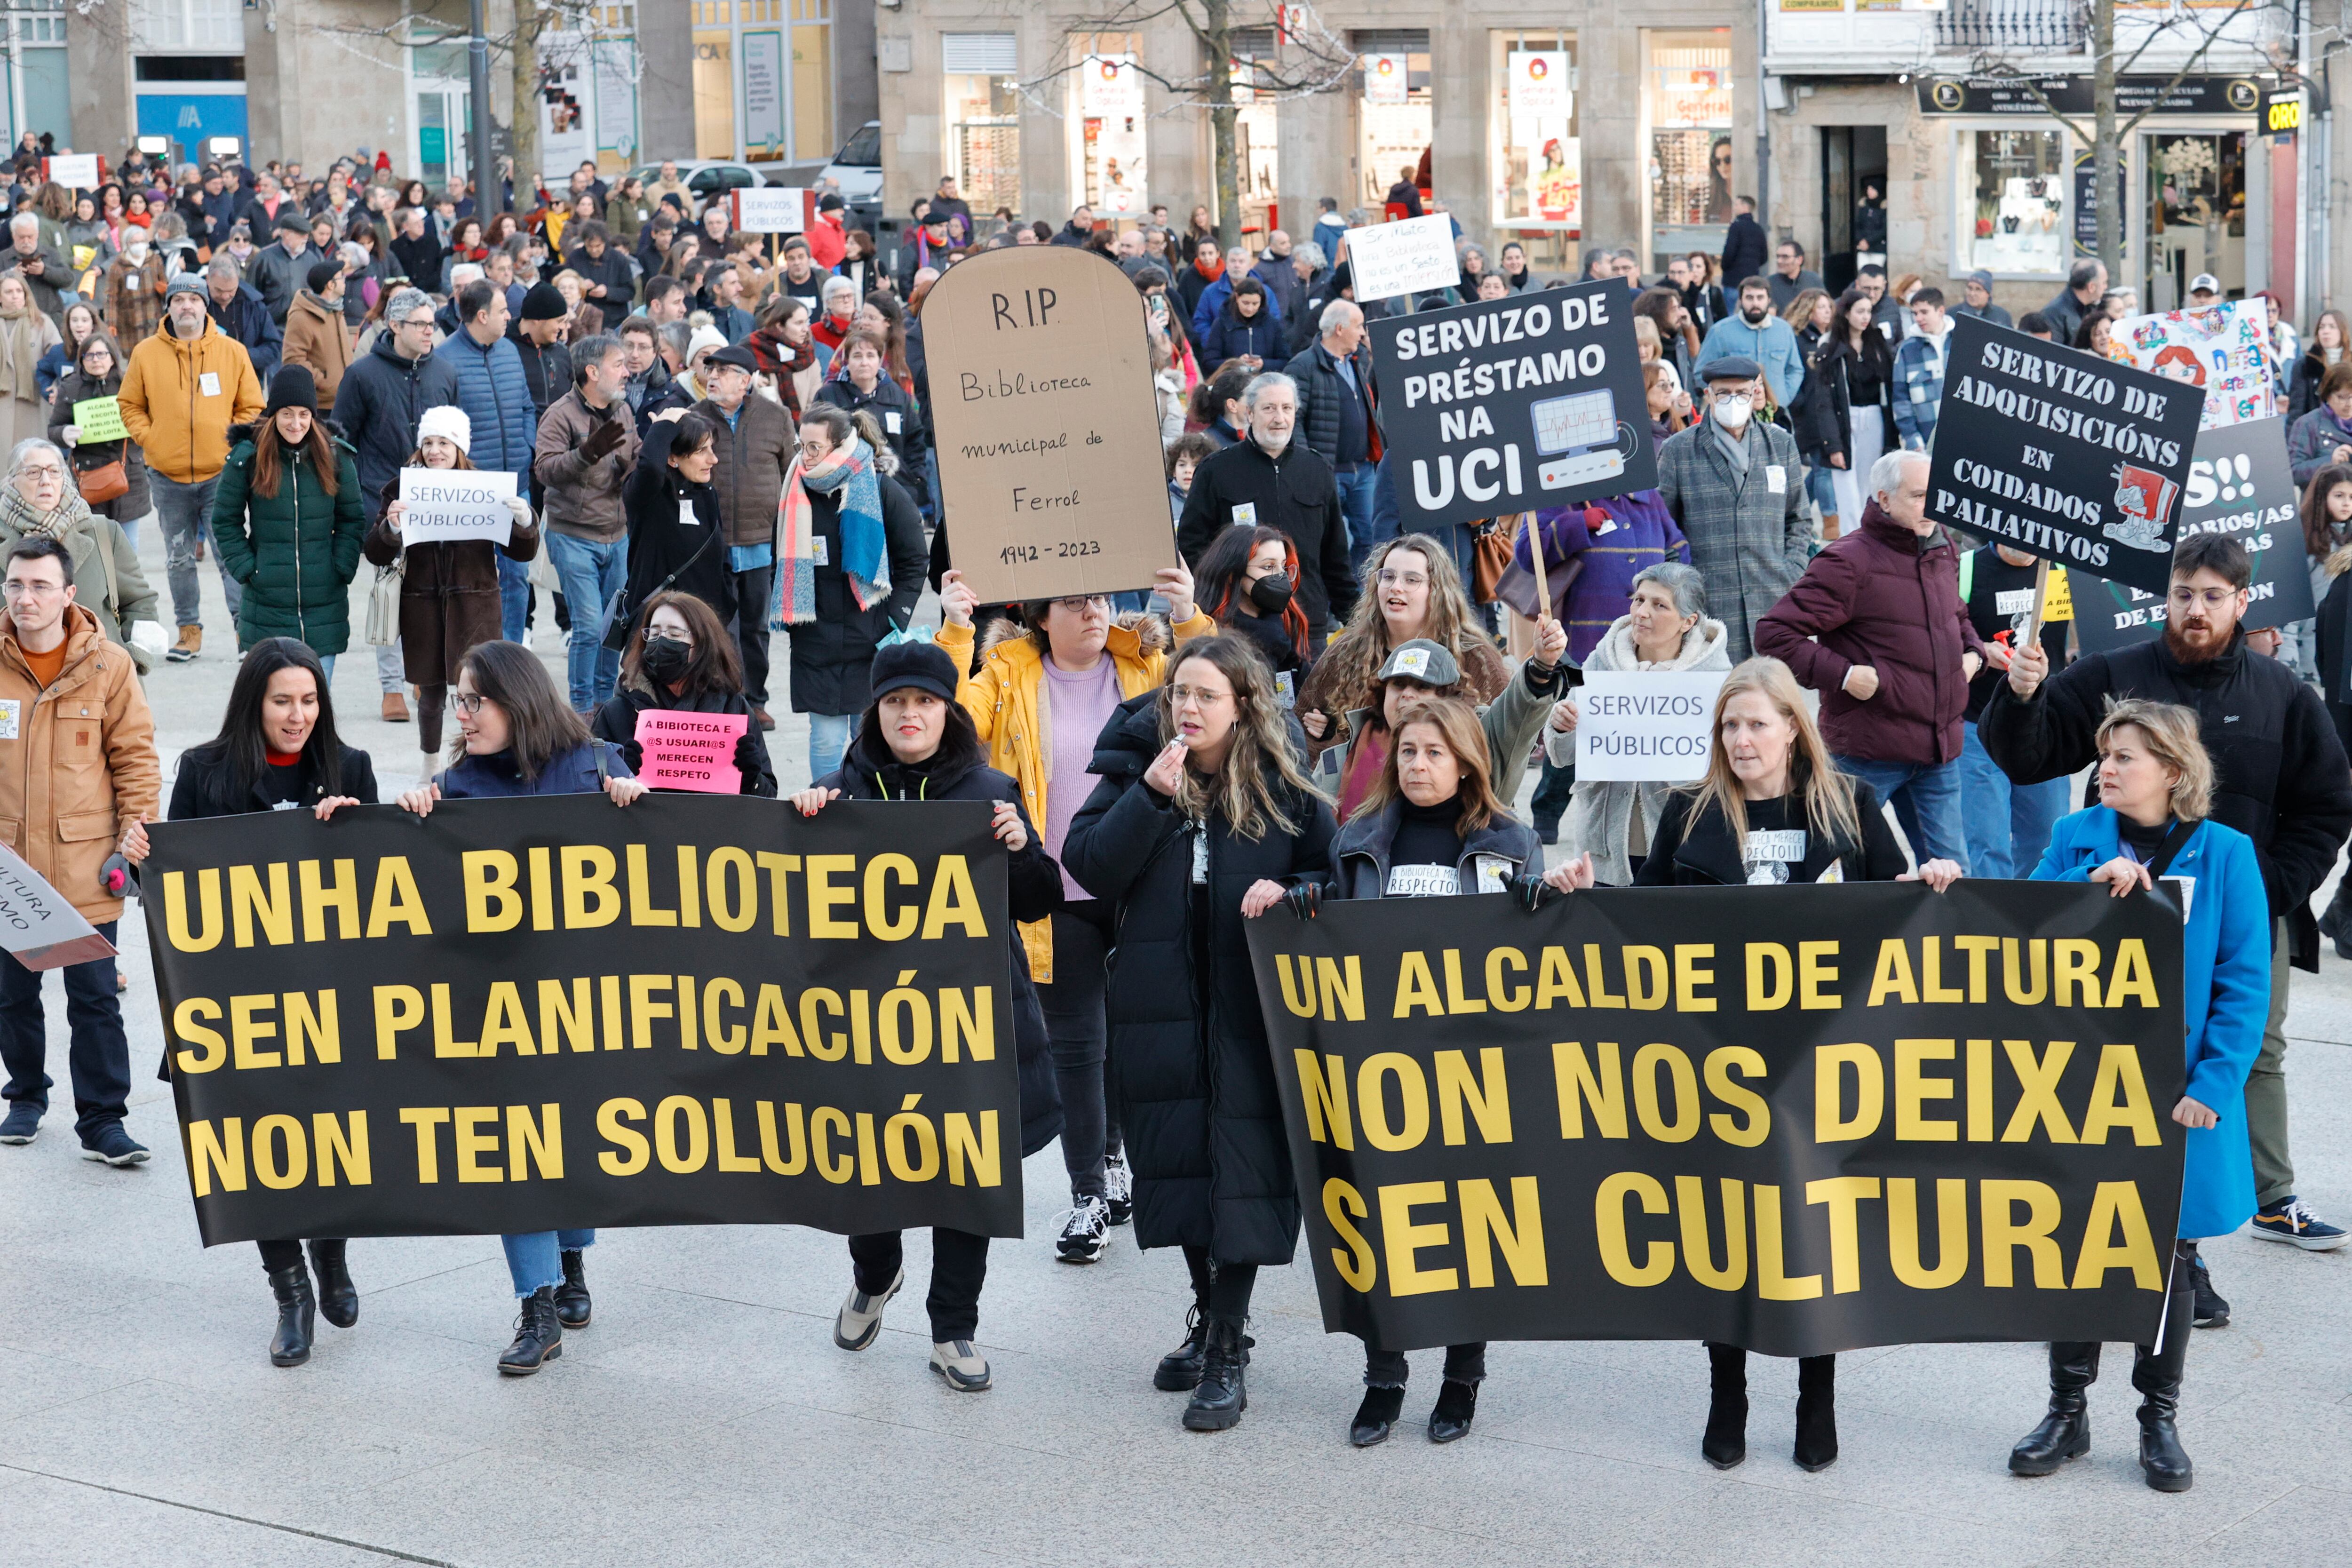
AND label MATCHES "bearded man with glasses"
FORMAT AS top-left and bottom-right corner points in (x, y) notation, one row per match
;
(1983, 529), (2352, 1326)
